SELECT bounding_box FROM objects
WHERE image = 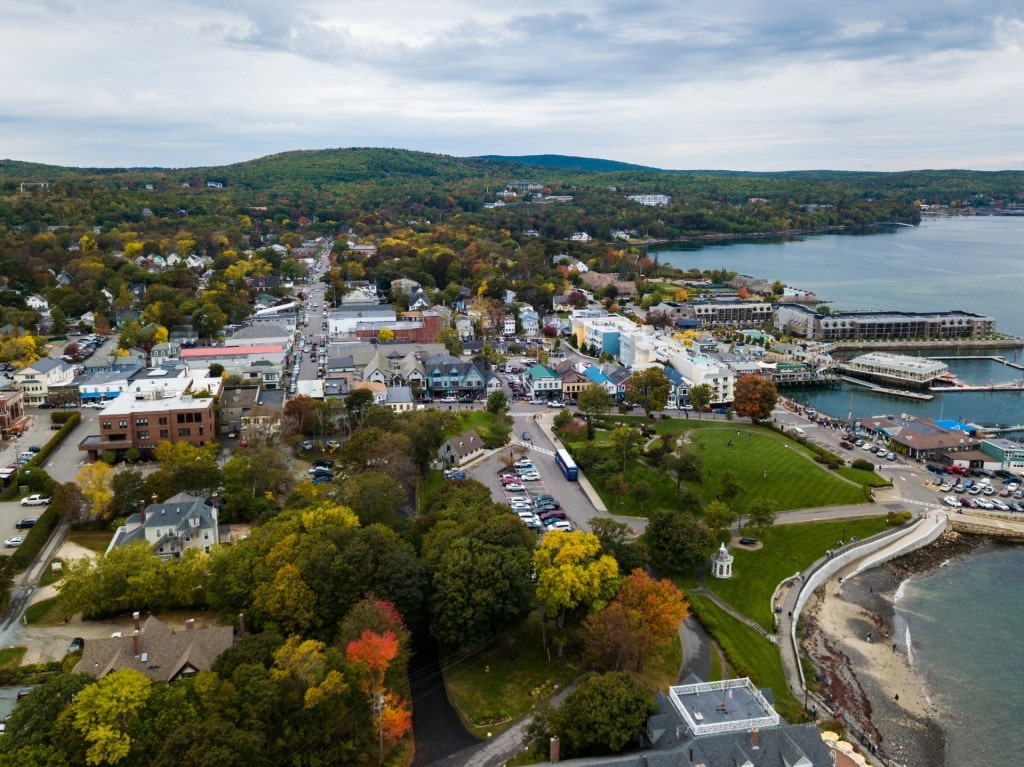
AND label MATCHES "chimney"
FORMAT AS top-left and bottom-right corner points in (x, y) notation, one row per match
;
(239, 612), (246, 637)
(549, 736), (560, 763)
(133, 611), (141, 631)
(185, 618), (195, 631)
(138, 499), (146, 525)
(750, 727), (759, 749)
(132, 630), (140, 657)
